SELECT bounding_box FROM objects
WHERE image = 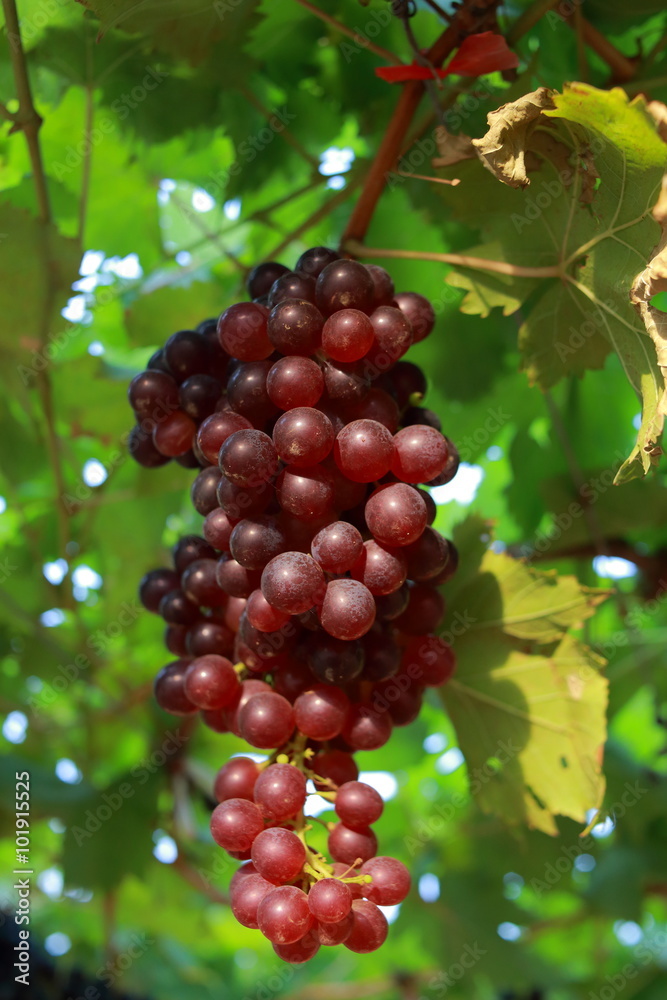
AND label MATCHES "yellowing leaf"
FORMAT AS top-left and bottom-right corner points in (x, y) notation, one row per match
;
(441, 537), (609, 834)
(442, 634), (607, 835)
(454, 549), (609, 642)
